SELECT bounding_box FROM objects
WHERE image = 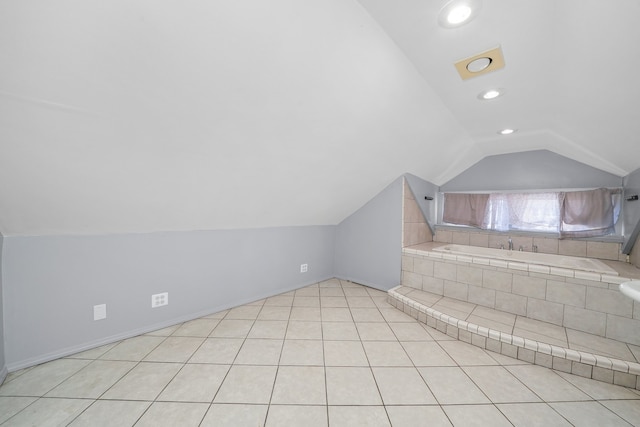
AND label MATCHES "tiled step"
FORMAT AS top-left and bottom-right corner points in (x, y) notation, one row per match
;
(388, 285), (640, 390)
